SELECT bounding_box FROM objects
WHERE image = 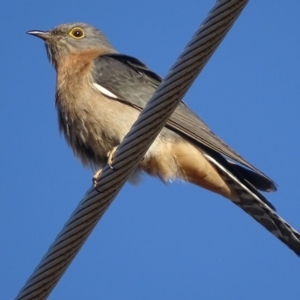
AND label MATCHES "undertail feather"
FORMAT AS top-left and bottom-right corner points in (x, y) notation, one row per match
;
(225, 159), (277, 192)
(204, 153), (300, 257)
